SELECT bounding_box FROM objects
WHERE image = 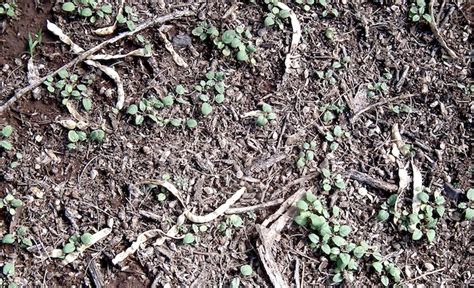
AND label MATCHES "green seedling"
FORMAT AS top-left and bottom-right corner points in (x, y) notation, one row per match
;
(62, 0), (113, 24)
(27, 31), (42, 57)
(325, 27), (335, 40)
(324, 125), (347, 152)
(294, 191), (360, 283)
(263, 0), (290, 30)
(0, 125), (13, 151)
(0, 193), (23, 215)
(296, 141), (317, 169)
(316, 69), (337, 86)
(116, 5), (138, 31)
(182, 233), (196, 244)
(135, 34), (153, 55)
(408, 0), (432, 23)
(193, 22), (257, 63)
(256, 103), (277, 126)
(367, 70), (392, 97)
(390, 104), (412, 114)
(0, 1), (16, 17)
(457, 188), (474, 220)
(319, 102), (344, 124)
(240, 264), (253, 276)
(377, 188), (446, 242)
(320, 168), (346, 192)
(61, 231), (93, 254)
(371, 256), (402, 286)
(66, 129), (87, 150)
(294, 0), (338, 16)
(43, 69), (95, 111)
(126, 88), (190, 127)
(1, 226), (33, 247)
(218, 214), (243, 237)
